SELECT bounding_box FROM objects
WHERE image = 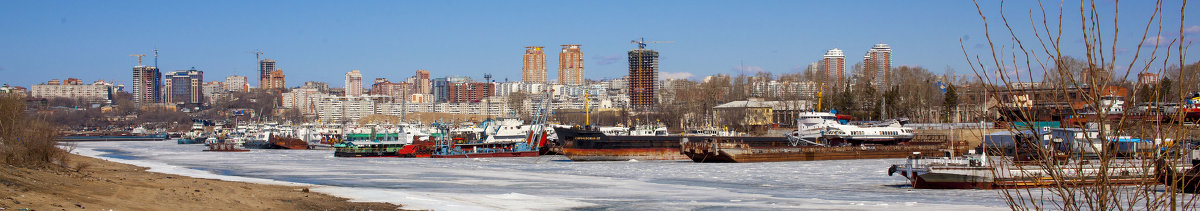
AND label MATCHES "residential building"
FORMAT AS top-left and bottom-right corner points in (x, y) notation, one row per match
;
(265, 70), (286, 90)
(864, 43), (893, 88)
(224, 75), (249, 92)
(202, 81), (225, 102)
(1, 84), (29, 96)
(132, 65), (161, 105)
(301, 81), (330, 92)
(628, 48), (659, 108)
(558, 44), (584, 85)
(369, 78), (416, 100)
(259, 59), (276, 89)
(821, 48), (846, 91)
(315, 95), (390, 123)
(162, 68), (204, 106)
(448, 82), (494, 103)
(31, 79), (113, 103)
(413, 69), (431, 94)
(523, 46), (547, 83)
(345, 70), (363, 97)
(282, 88), (329, 115)
(432, 76), (472, 102)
